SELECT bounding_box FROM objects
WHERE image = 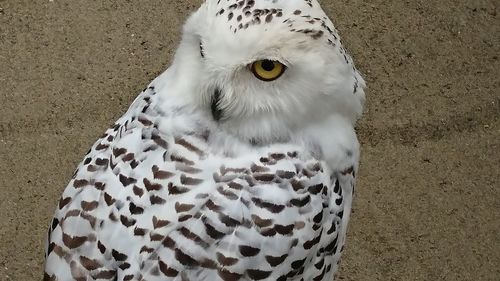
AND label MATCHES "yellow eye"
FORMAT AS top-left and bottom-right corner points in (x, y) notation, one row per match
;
(251, 60), (286, 81)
